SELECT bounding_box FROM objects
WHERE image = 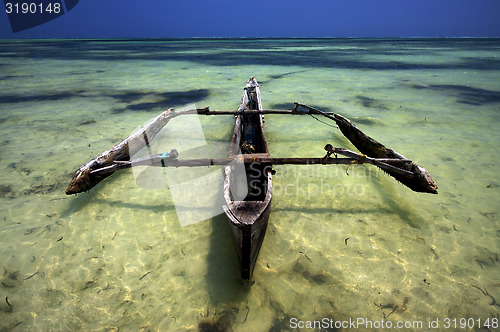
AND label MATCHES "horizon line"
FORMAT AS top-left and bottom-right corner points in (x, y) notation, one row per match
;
(1, 36), (499, 41)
